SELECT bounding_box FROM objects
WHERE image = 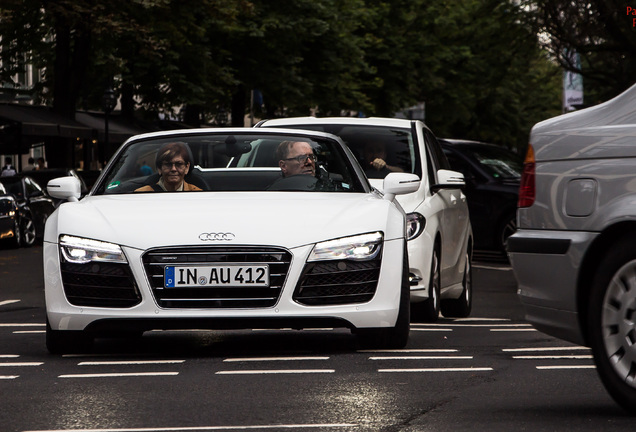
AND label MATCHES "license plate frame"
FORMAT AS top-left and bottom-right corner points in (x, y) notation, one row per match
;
(164, 265), (270, 288)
